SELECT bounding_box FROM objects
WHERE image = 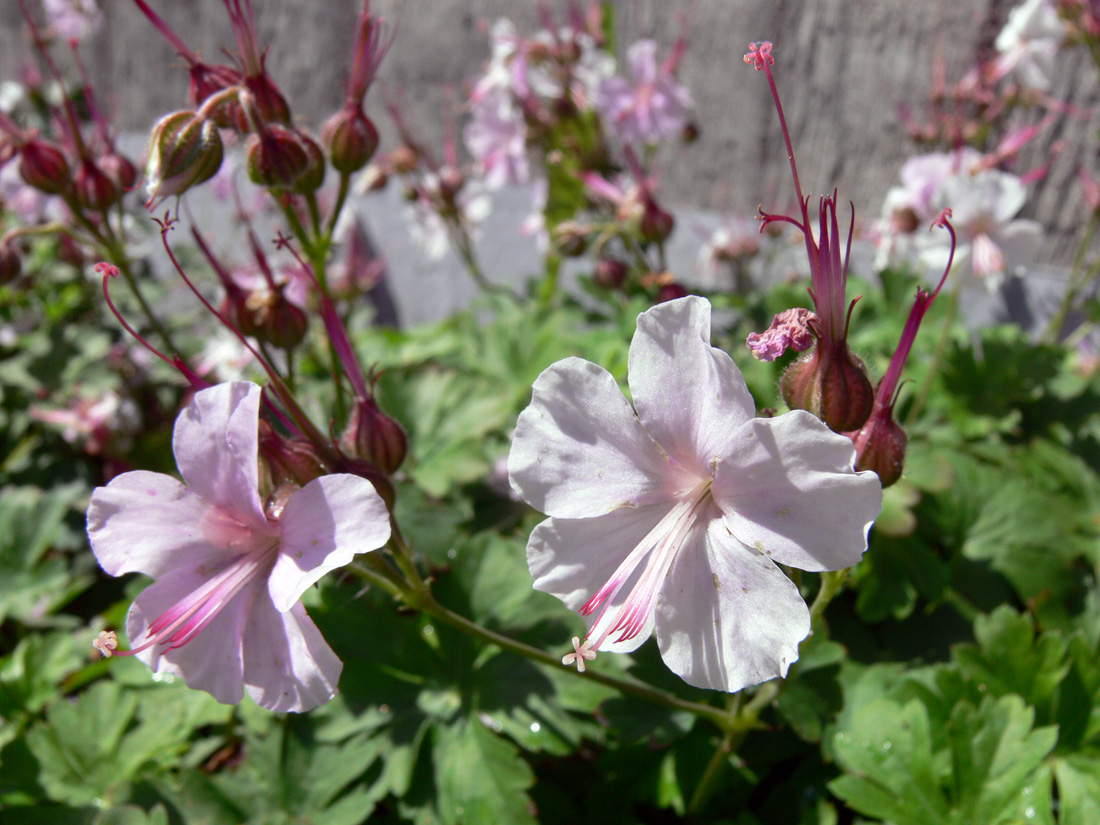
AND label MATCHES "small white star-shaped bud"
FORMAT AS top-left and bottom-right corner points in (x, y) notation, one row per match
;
(561, 636), (597, 673)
